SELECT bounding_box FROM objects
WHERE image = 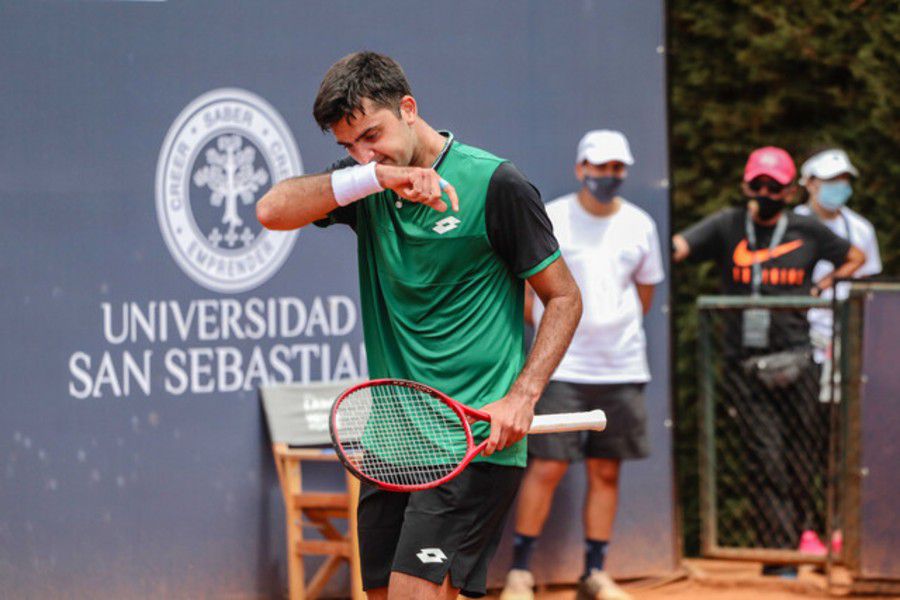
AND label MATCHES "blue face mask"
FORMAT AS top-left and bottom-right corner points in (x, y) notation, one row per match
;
(818, 180), (853, 211)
